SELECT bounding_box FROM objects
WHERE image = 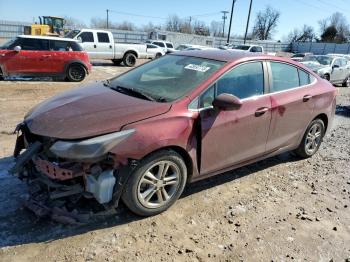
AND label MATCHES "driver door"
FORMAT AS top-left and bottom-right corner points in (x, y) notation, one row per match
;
(199, 61), (272, 175)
